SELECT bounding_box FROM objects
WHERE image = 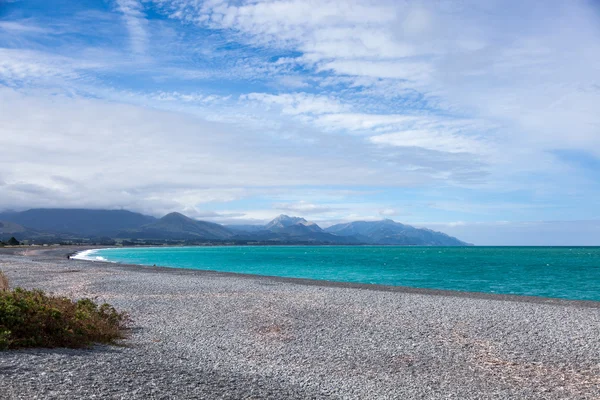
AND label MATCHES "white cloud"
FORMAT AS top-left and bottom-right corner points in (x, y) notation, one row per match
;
(155, 0), (600, 160)
(378, 208), (397, 217)
(136, 90), (231, 104)
(276, 75), (310, 89)
(0, 48), (135, 87)
(369, 129), (484, 154)
(1, 88), (480, 213)
(116, 0), (148, 55)
(313, 113), (416, 131)
(317, 60), (432, 83)
(194, 0), (396, 43)
(0, 49), (82, 83)
(0, 21), (52, 34)
(273, 201), (338, 215)
(302, 27), (416, 60)
(242, 92), (346, 115)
